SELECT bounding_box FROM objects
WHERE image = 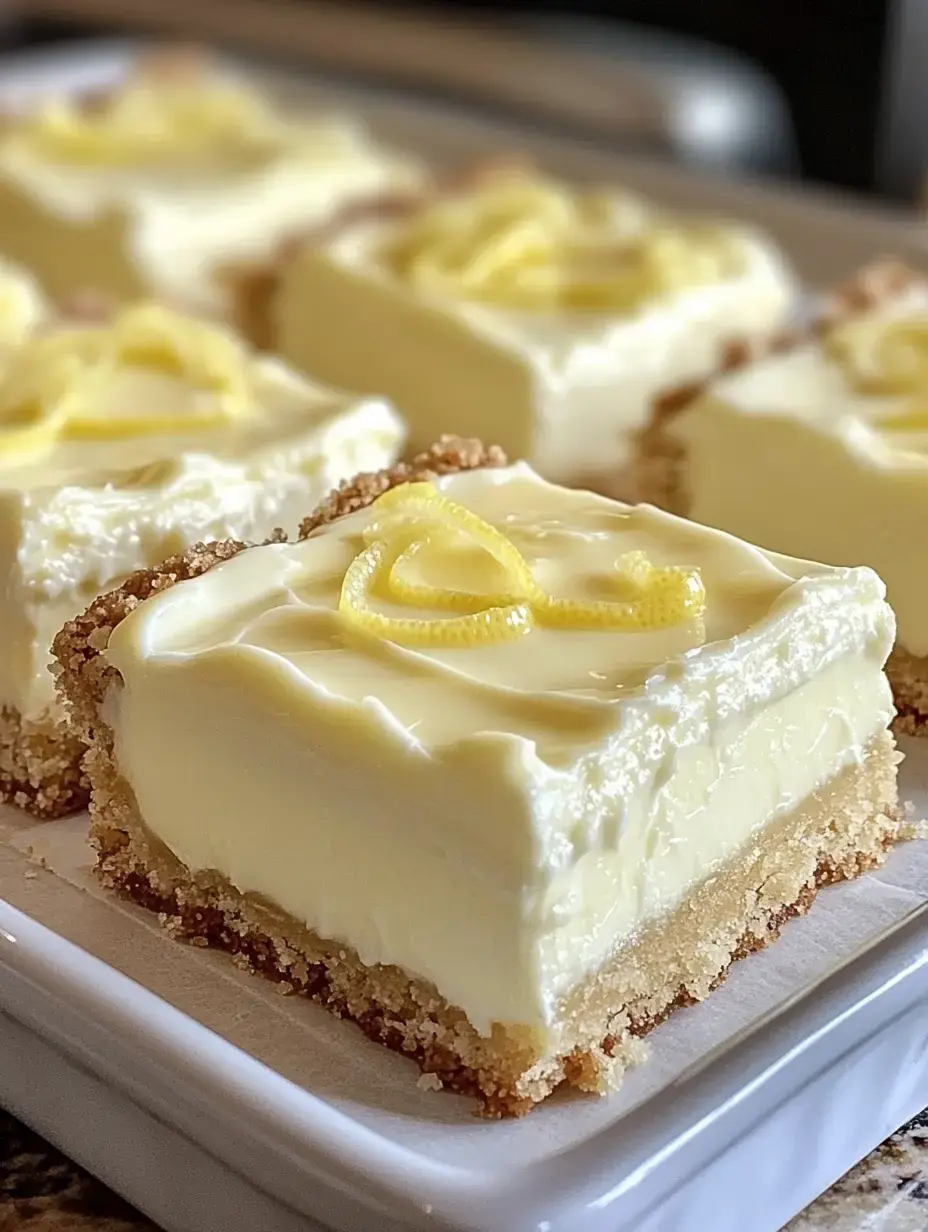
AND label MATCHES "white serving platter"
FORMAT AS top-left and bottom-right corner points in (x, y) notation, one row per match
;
(0, 38), (927, 1232)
